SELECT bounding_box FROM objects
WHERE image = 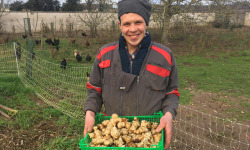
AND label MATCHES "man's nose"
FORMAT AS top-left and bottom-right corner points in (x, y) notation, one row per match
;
(129, 24), (137, 32)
